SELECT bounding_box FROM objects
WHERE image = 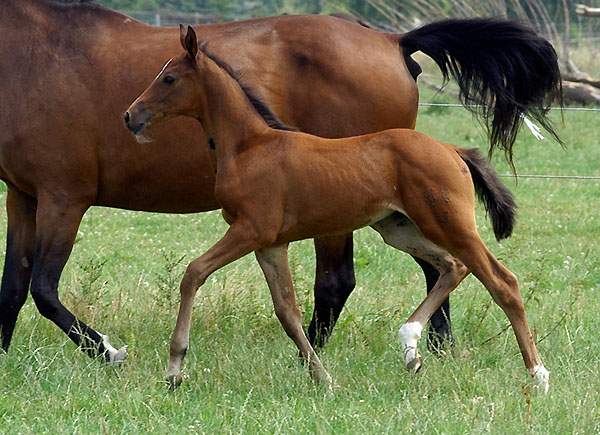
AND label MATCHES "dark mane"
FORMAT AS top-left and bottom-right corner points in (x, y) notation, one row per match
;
(198, 43), (298, 132)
